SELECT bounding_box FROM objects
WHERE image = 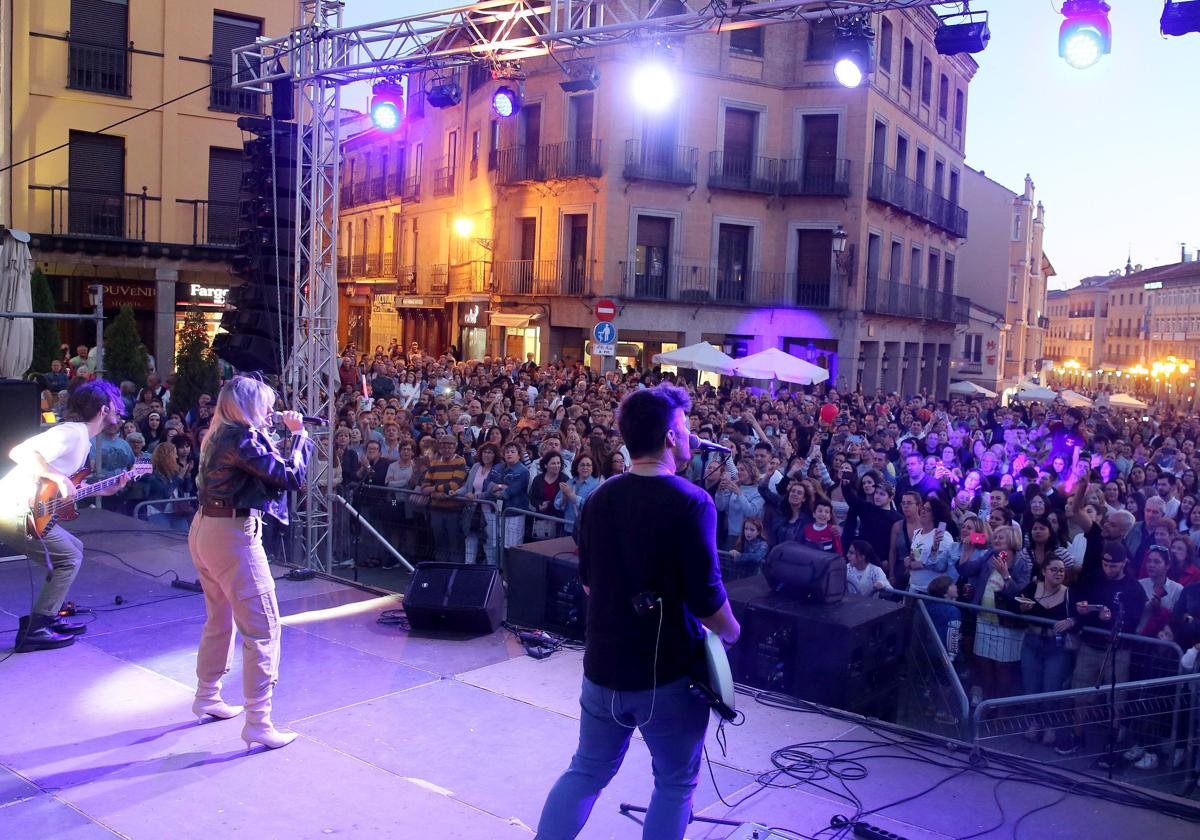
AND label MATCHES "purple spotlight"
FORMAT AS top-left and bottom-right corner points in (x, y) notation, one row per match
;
(491, 85), (520, 118)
